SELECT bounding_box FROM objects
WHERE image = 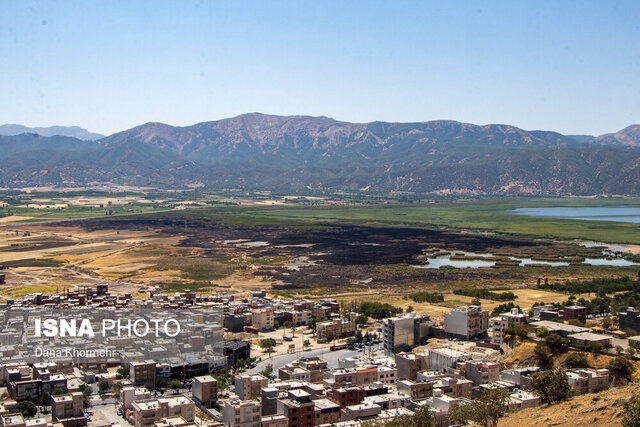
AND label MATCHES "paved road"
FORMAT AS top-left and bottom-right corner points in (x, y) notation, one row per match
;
(245, 344), (382, 375)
